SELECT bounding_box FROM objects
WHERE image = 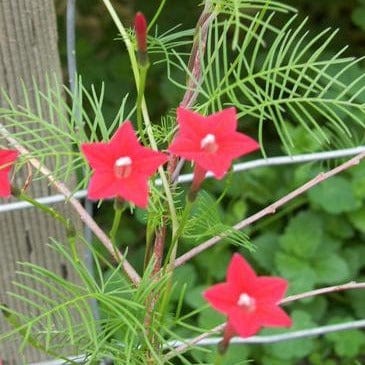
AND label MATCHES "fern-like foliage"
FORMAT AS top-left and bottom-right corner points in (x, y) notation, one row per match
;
(0, 239), (182, 364)
(158, 1), (365, 154)
(0, 78), (133, 191)
(183, 190), (252, 249)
